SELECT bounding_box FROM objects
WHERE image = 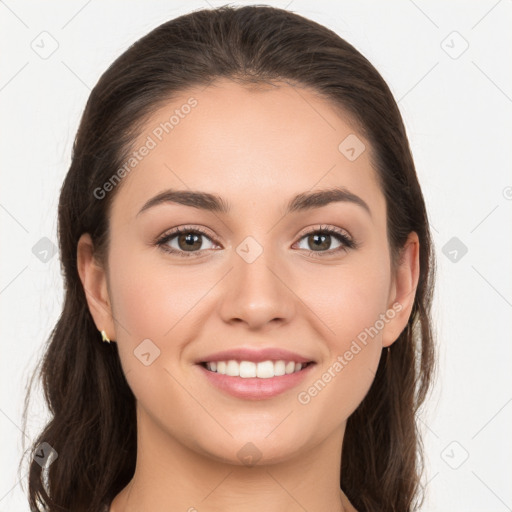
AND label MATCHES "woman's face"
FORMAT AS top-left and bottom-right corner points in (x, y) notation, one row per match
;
(79, 78), (419, 466)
